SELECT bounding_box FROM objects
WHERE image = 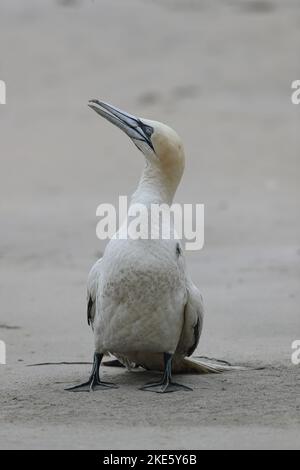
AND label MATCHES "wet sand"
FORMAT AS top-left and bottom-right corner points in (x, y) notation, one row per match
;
(0, 0), (299, 449)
